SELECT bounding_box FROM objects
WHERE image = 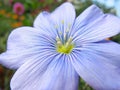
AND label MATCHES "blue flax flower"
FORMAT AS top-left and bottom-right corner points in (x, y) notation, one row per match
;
(1, 2), (120, 90)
